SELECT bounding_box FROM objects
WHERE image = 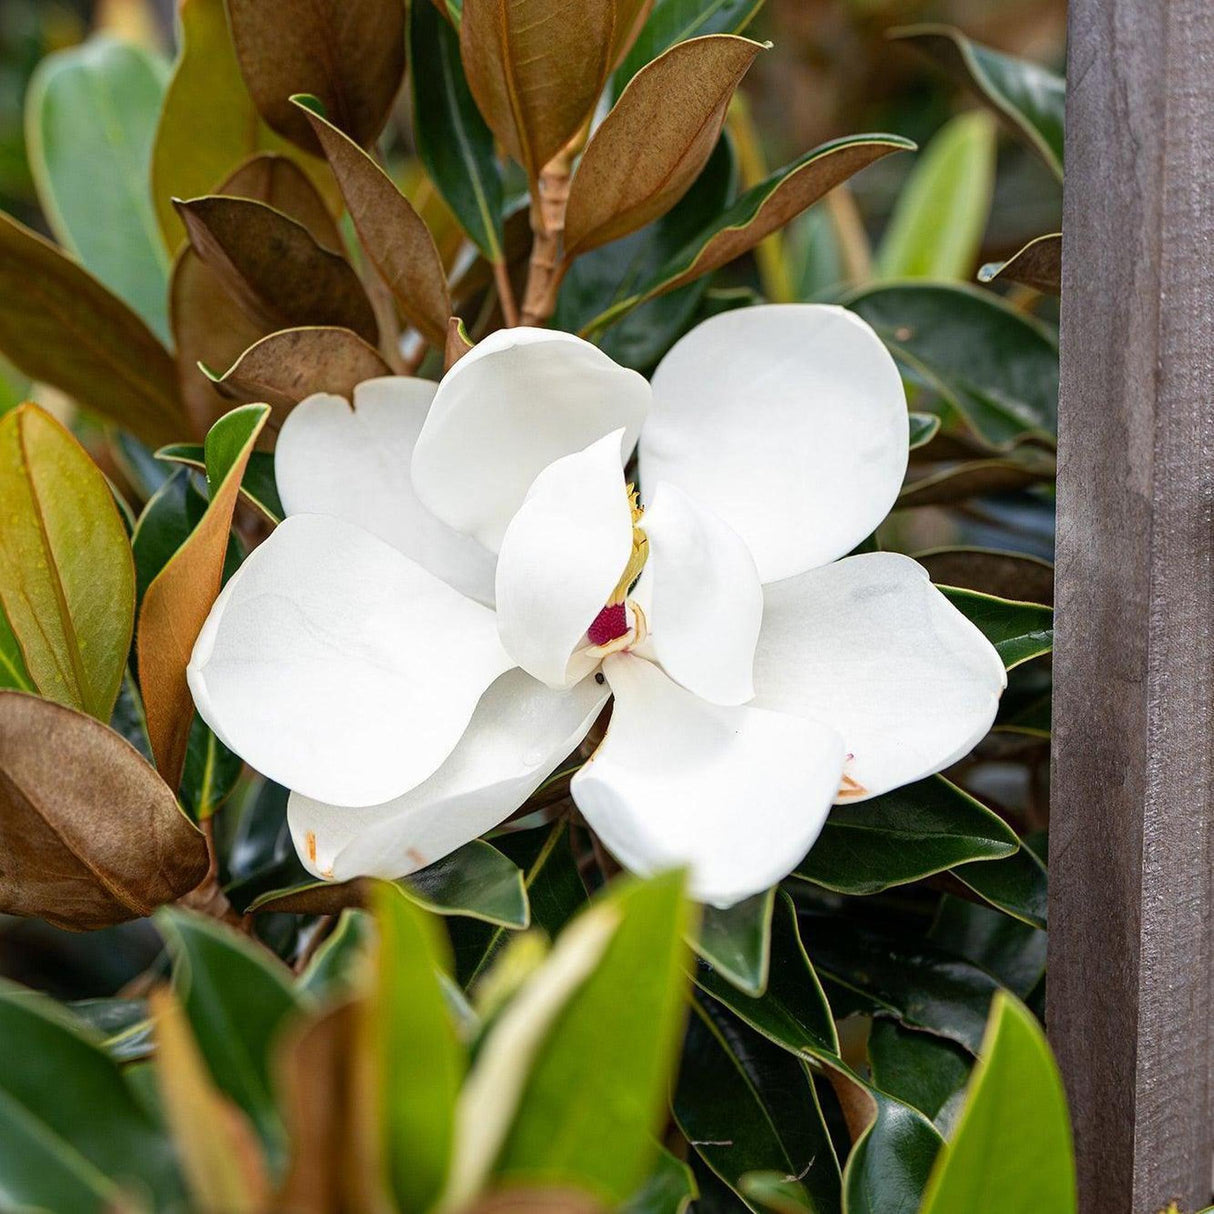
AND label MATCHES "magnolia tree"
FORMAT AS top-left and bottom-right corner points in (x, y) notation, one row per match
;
(0, 1), (1075, 1211)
